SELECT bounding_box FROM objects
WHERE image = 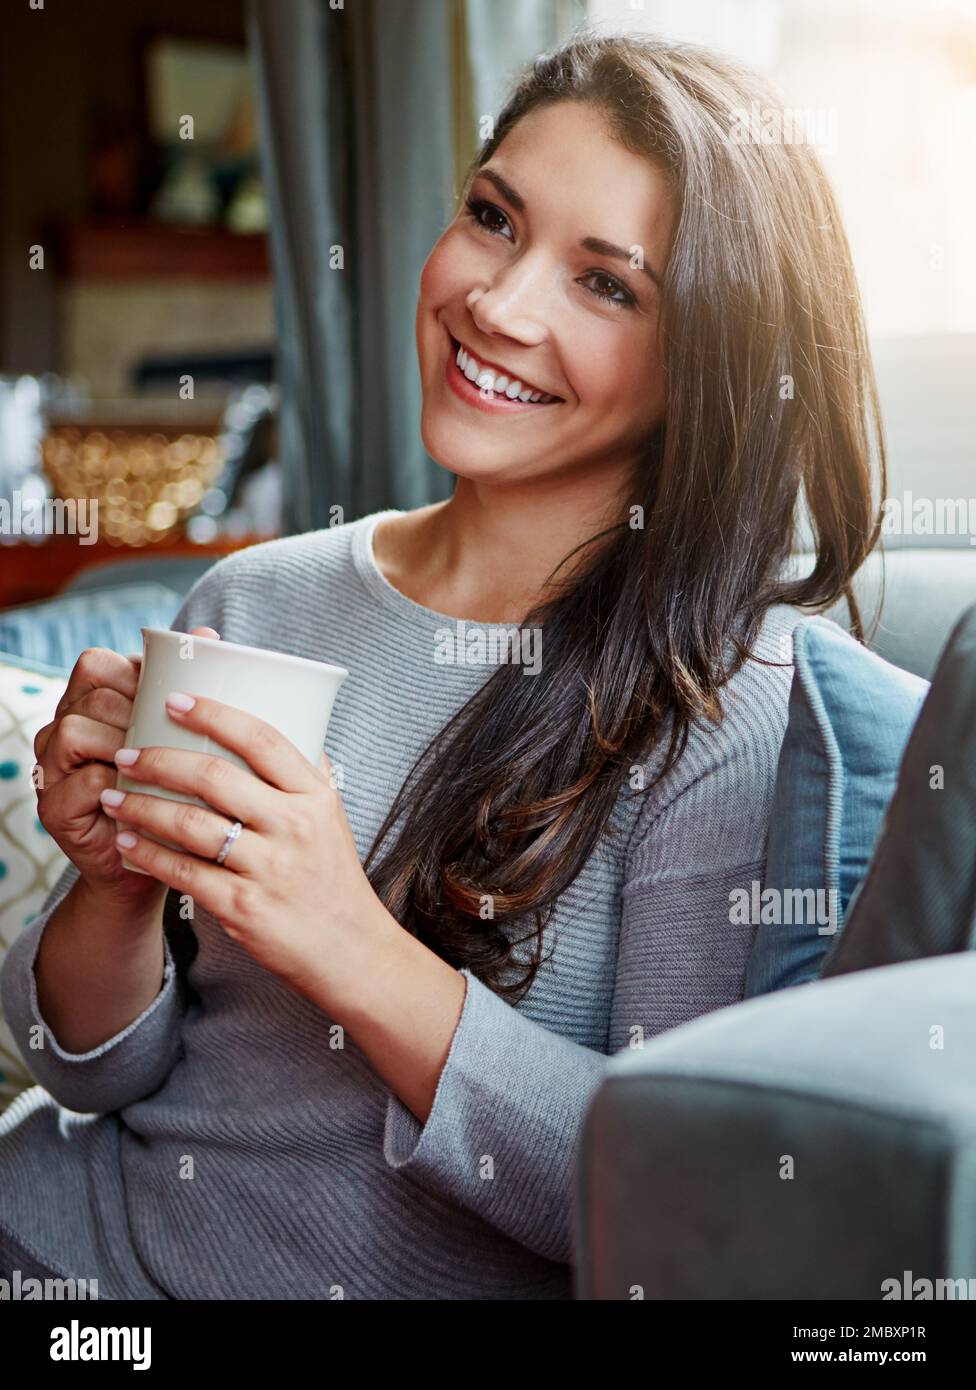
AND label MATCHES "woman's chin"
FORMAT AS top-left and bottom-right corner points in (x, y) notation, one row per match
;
(425, 451), (523, 483)
(421, 417), (529, 480)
